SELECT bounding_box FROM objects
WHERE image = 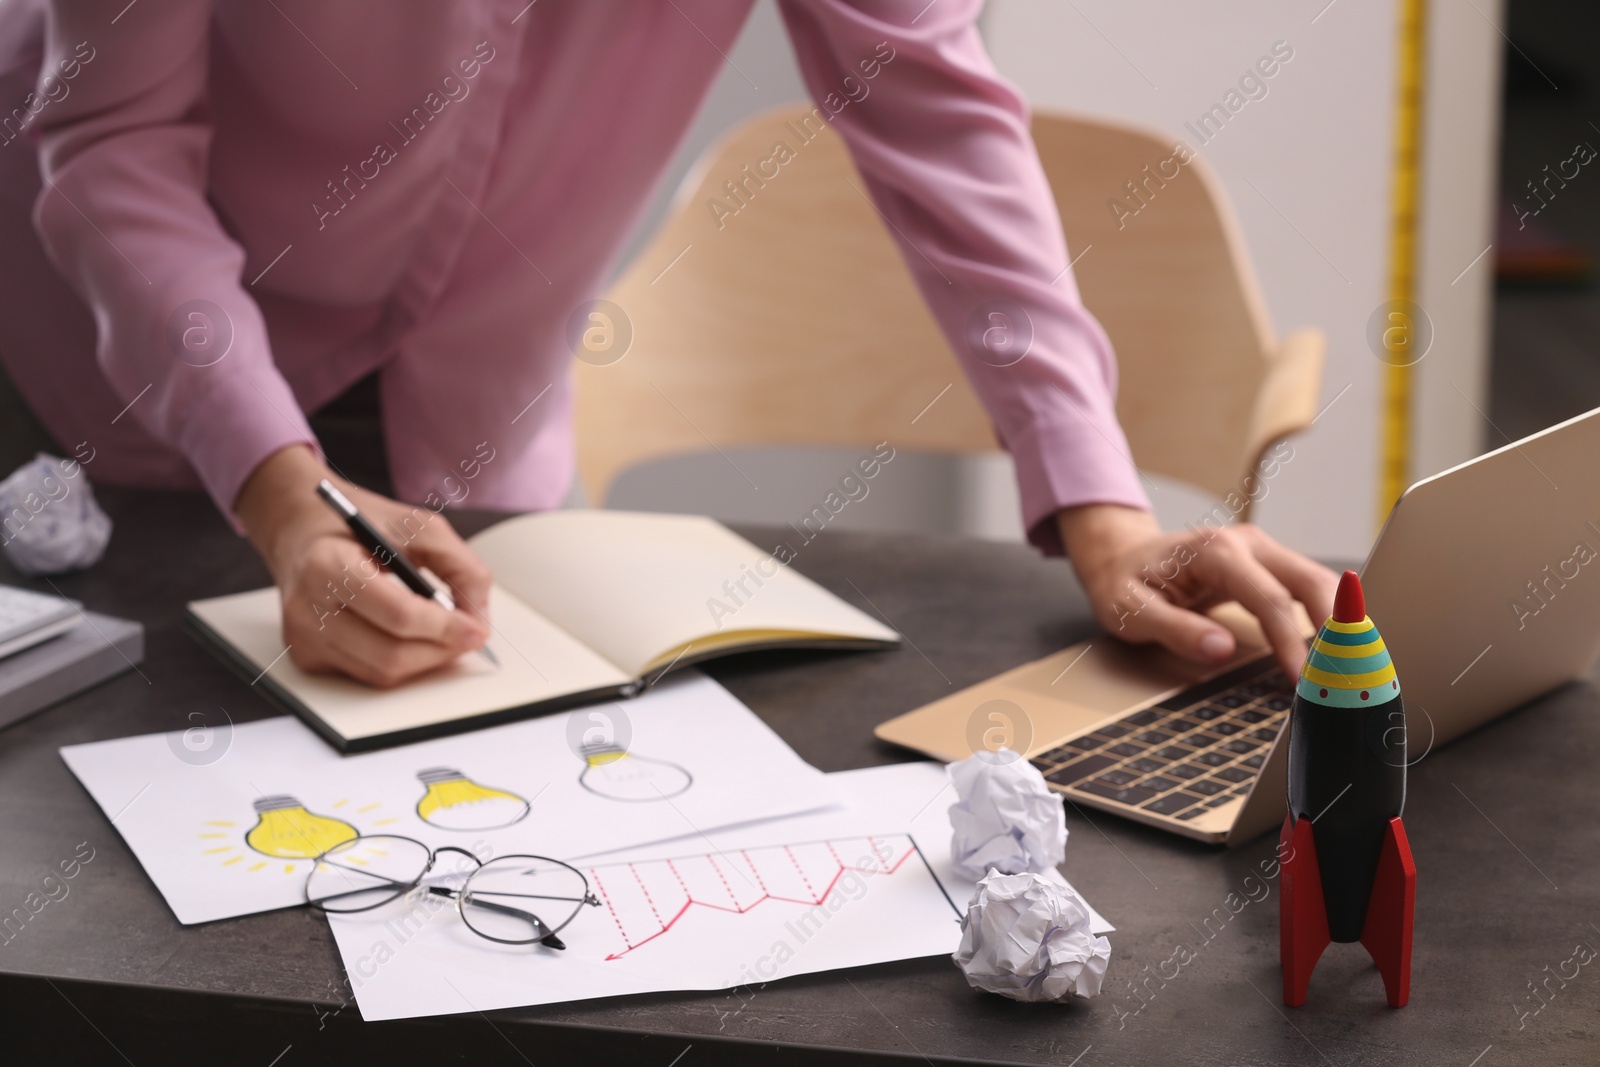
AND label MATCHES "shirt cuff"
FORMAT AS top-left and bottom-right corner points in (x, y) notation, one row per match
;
(172, 374), (318, 533)
(1008, 416), (1153, 557)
